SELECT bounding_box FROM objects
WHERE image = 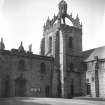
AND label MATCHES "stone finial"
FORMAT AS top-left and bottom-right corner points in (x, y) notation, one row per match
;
(18, 41), (25, 52)
(0, 38), (5, 50)
(28, 44), (32, 53)
(75, 14), (79, 21)
(73, 14), (82, 29)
